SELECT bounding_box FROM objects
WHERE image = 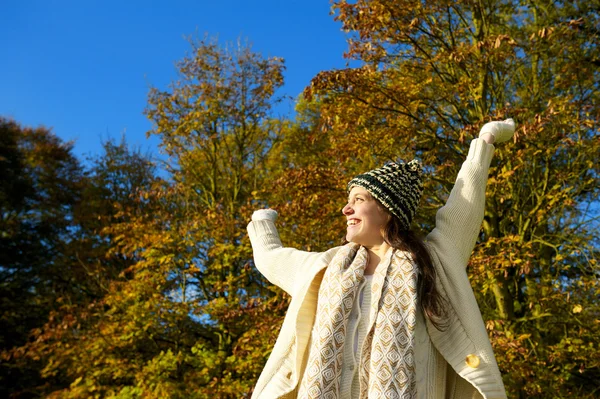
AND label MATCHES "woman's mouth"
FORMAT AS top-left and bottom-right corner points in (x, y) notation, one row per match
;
(347, 219), (361, 227)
